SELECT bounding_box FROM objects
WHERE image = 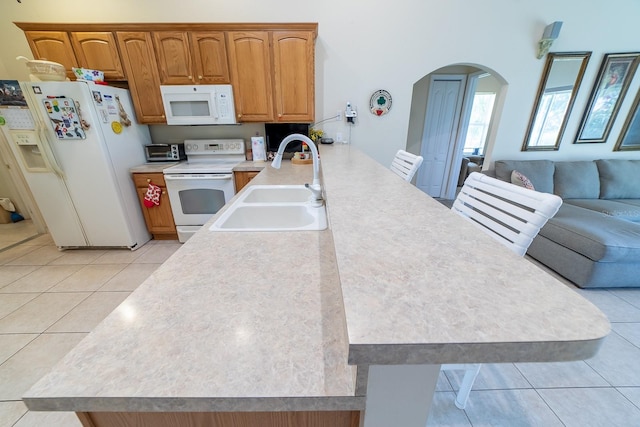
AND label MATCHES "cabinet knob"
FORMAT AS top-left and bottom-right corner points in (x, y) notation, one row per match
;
(162, 191), (166, 195)
(198, 75), (203, 79)
(188, 76), (192, 79)
(146, 179), (151, 183)
(278, 113), (282, 118)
